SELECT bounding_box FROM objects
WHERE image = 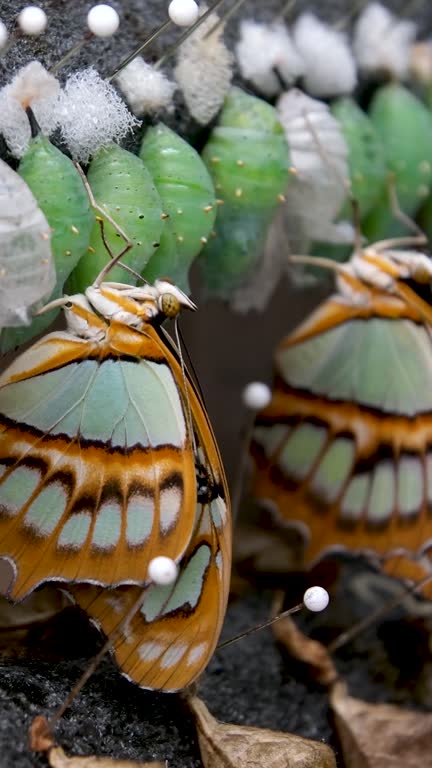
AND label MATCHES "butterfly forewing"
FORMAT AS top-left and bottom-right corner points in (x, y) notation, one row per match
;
(250, 260), (432, 576)
(0, 308), (198, 600)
